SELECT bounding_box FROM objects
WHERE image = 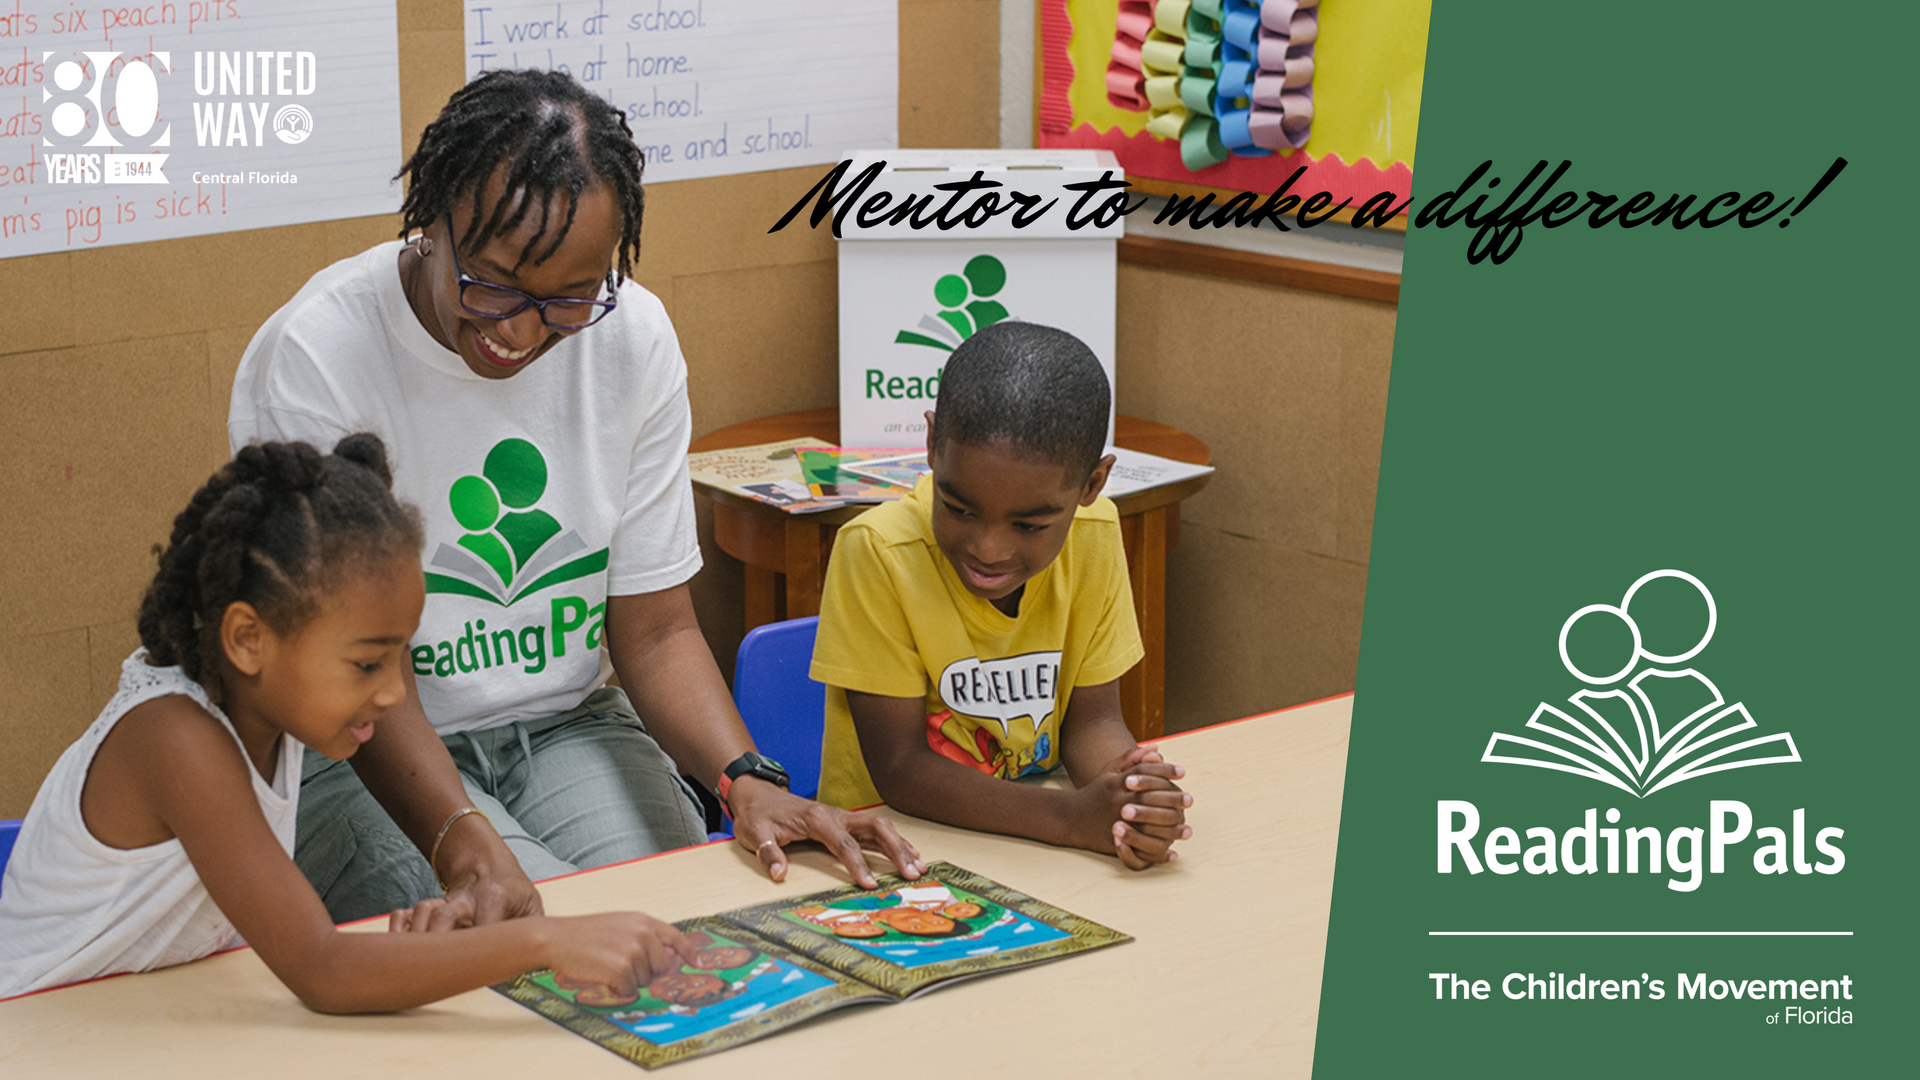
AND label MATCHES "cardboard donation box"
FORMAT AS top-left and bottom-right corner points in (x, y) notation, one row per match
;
(837, 150), (1122, 448)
